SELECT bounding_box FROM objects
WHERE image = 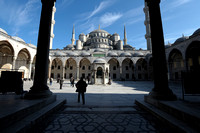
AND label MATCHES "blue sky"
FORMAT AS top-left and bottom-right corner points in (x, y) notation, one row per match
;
(0, 0), (200, 50)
